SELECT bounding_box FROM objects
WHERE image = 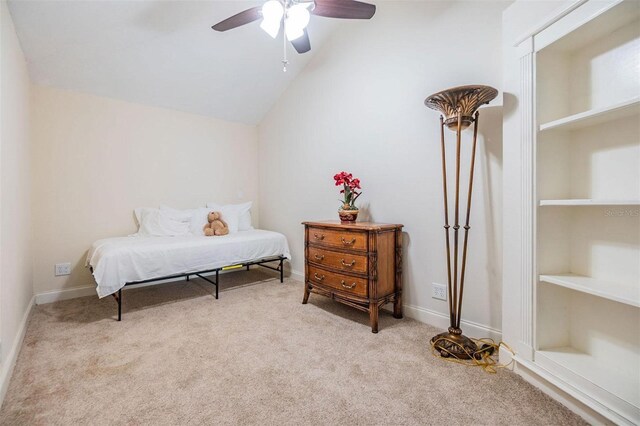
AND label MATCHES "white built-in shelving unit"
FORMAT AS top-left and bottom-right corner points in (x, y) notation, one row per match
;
(539, 96), (640, 132)
(536, 0), (640, 422)
(509, 0), (640, 424)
